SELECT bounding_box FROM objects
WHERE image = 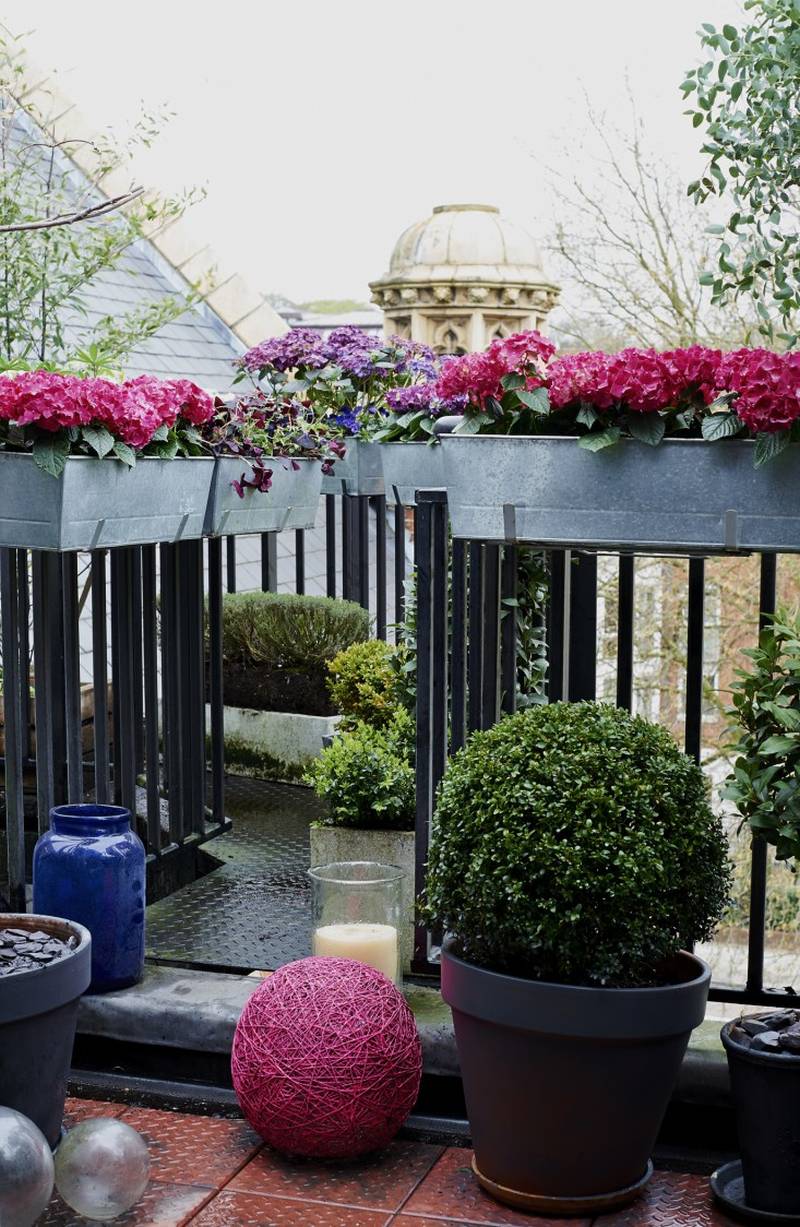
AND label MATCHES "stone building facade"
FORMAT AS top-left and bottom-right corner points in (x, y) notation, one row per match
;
(369, 203), (559, 353)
